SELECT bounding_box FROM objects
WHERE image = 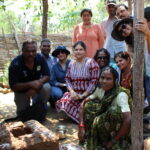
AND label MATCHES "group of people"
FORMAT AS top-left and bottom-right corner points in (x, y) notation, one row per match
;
(8, 0), (150, 149)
